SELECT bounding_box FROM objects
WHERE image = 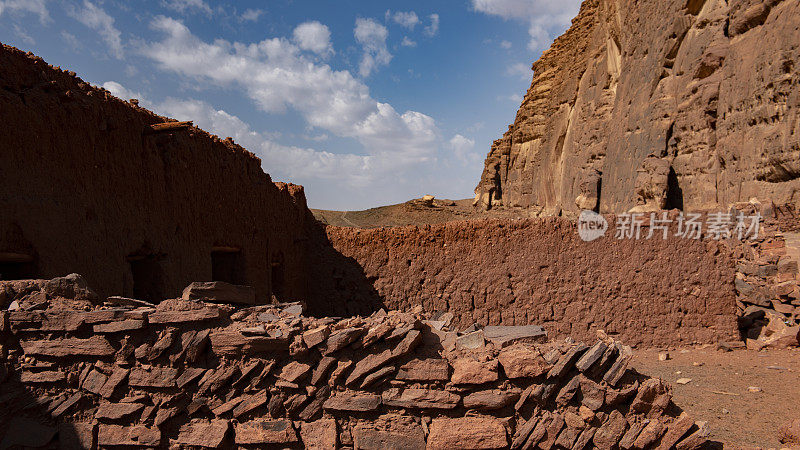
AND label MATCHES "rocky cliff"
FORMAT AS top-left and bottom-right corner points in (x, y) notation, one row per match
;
(475, 0), (800, 215)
